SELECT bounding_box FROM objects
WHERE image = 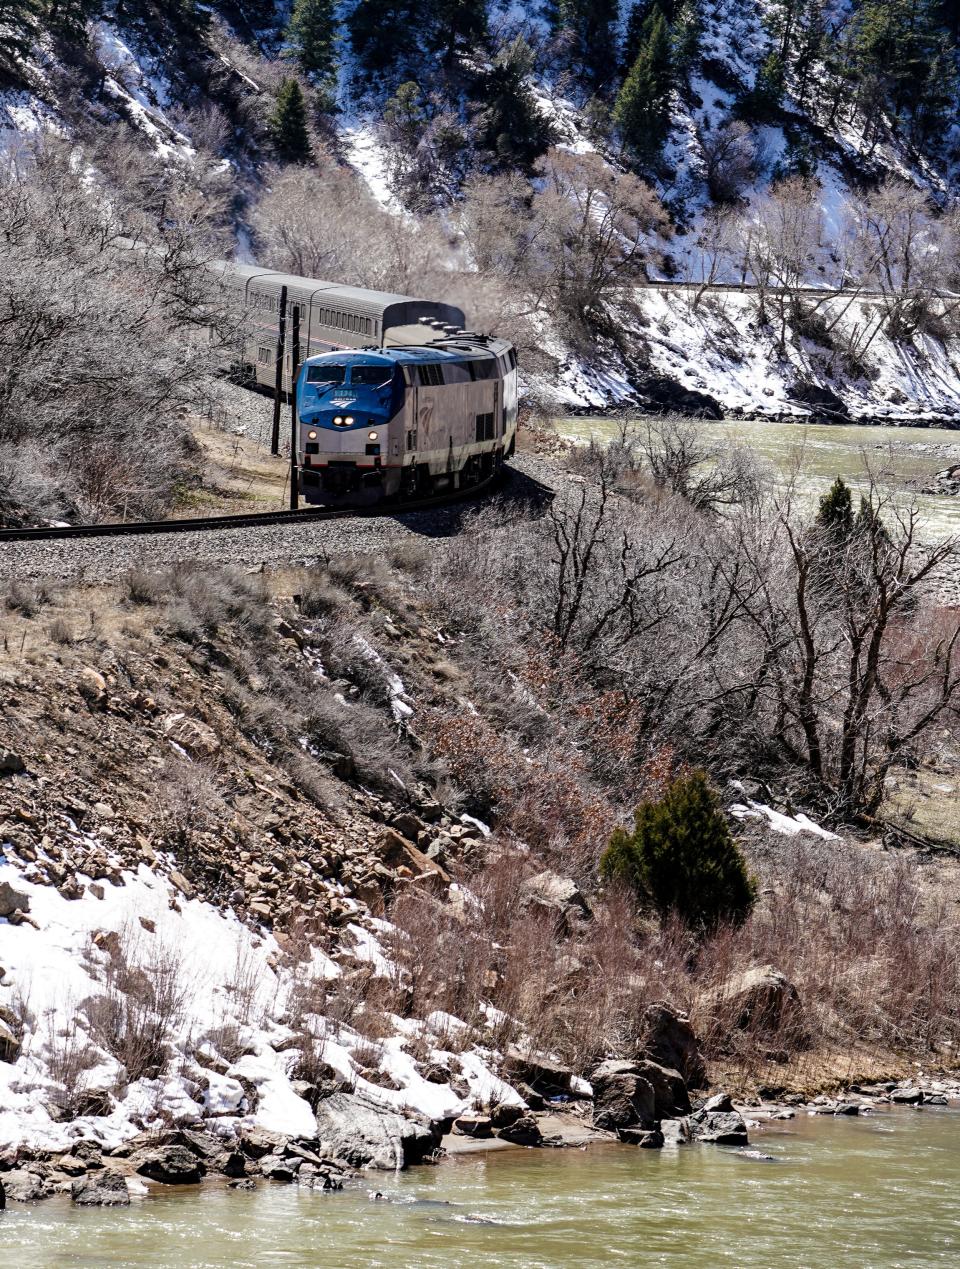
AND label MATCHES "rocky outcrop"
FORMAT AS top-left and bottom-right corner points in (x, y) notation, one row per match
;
(503, 1049), (576, 1099)
(591, 1060), (657, 1134)
(71, 1170), (130, 1206)
(1, 1168), (52, 1202)
(313, 1092), (441, 1169)
(639, 1002), (706, 1089)
(702, 966), (803, 1036)
(519, 871), (591, 930)
(690, 1093), (749, 1145)
(633, 1059), (691, 1120)
(133, 1143), (206, 1185)
(0, 880), (30, 919)
(495, 1115), (542, 1146)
